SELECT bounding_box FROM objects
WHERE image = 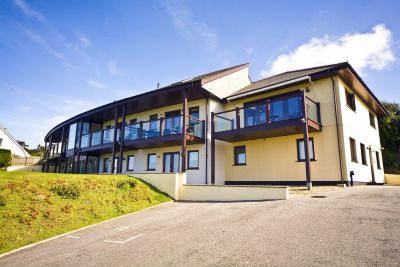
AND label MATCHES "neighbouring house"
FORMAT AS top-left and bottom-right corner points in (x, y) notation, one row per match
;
(42, 62), (387, 186)
(0, 124), (31, 158)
